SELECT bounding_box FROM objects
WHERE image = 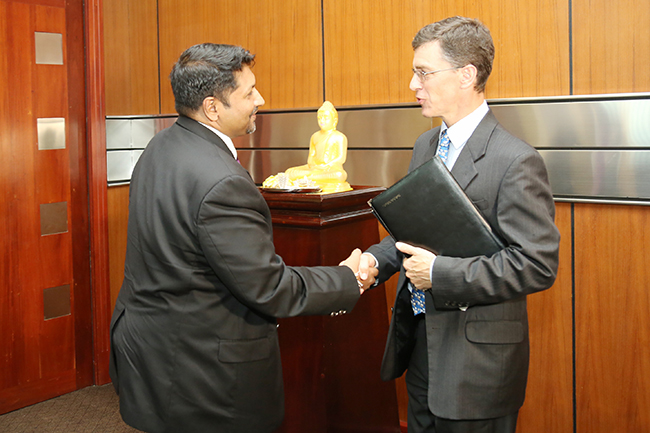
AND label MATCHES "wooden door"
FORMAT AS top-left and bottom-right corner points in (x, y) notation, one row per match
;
(0, 0), (92, 413)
